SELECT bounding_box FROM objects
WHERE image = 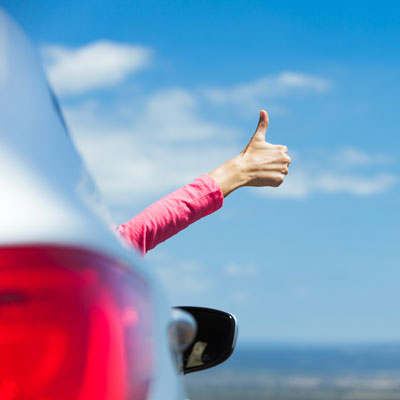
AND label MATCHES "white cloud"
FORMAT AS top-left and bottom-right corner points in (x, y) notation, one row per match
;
(42, 40), (152, 95)
(146, 253), (258, 306)
(146, 253), (216, 298)
(202, 71), (331, 111)
(130, 88), (235, 142)
(224, 263), (259, 278)
(316, 173), (397, 195)
(64, 89), (240, 206)
(231, 290), (251, 304)
(331, 147), (395, 168)
(257, 150), (398, 199)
